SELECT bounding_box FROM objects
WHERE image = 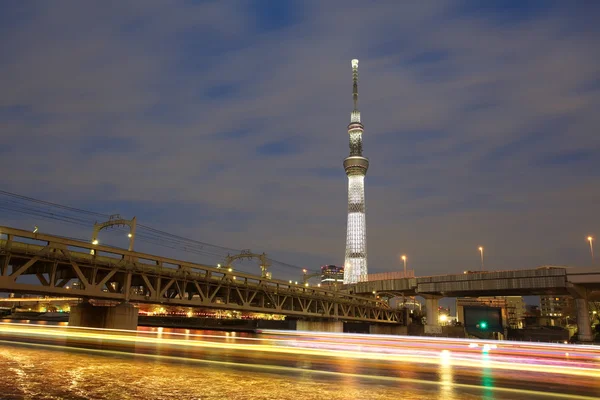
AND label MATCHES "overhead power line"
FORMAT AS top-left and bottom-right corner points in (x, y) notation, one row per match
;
(0, 190), (308, 275)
